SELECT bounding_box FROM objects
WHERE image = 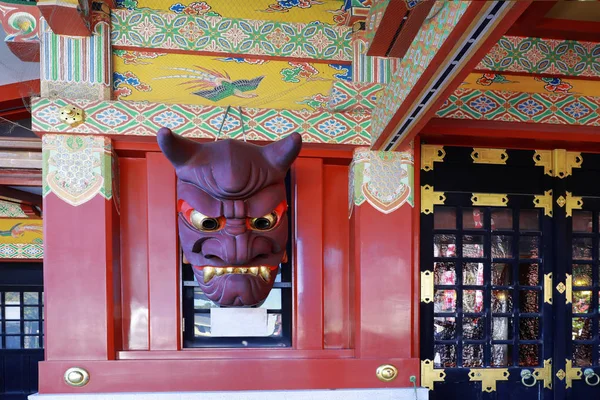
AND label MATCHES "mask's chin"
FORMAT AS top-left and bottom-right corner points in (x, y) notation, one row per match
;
(193, 265), (279, 307)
